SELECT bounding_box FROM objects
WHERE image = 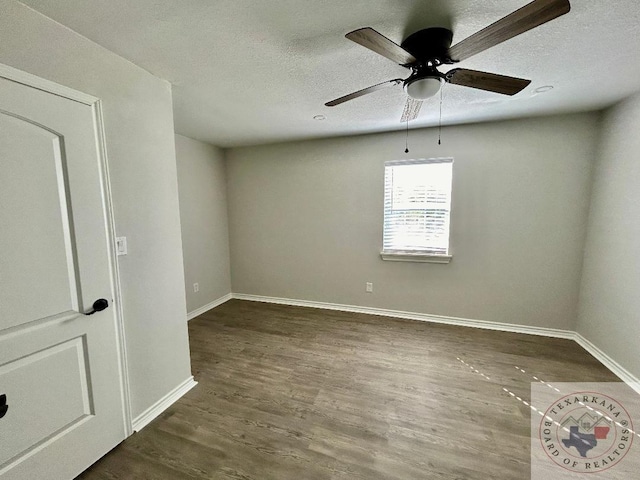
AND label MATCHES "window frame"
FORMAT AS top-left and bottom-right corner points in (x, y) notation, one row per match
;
(380, 157), (453, 264)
